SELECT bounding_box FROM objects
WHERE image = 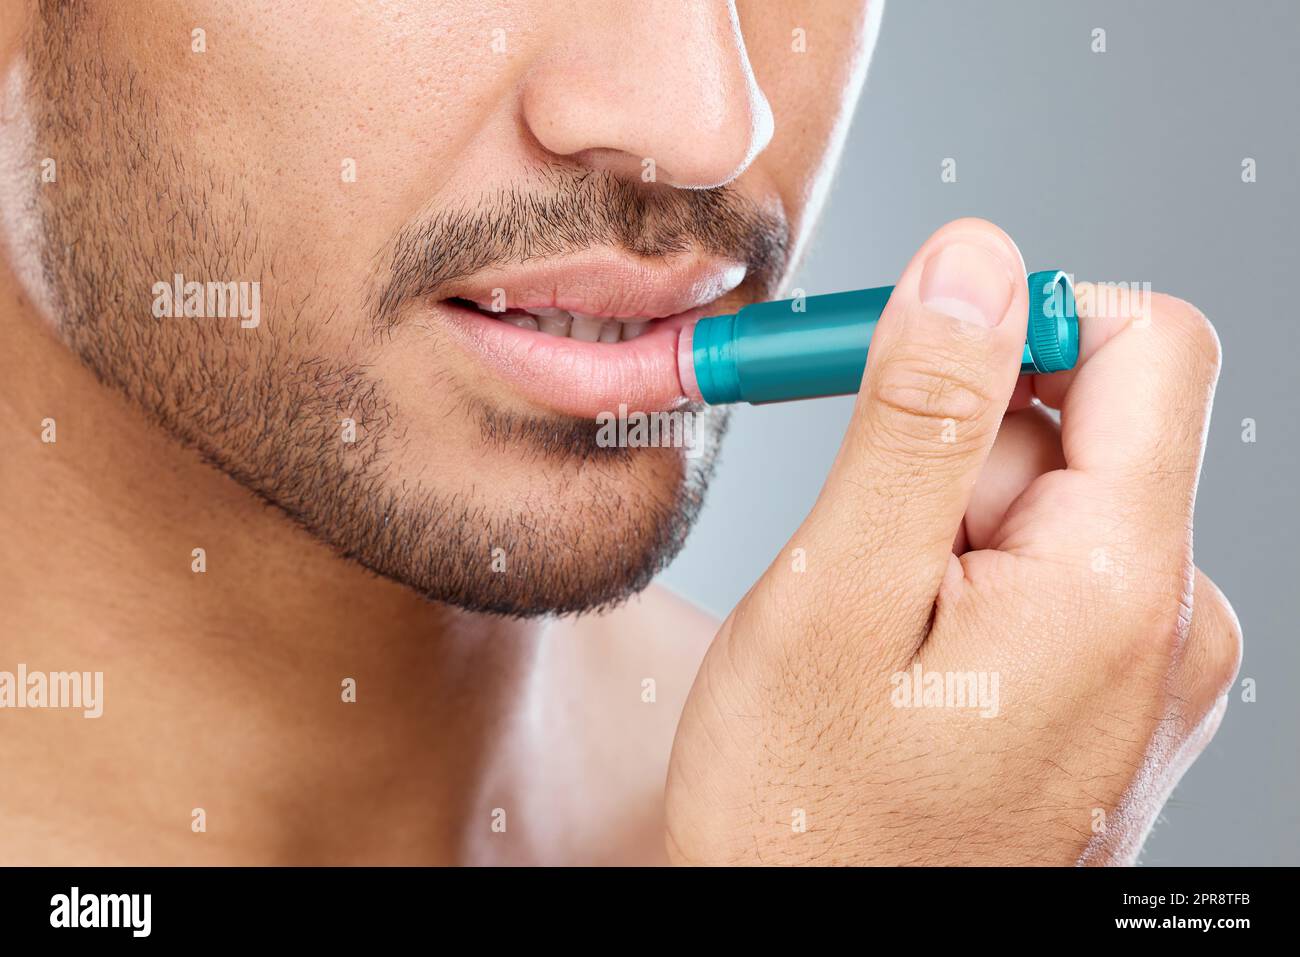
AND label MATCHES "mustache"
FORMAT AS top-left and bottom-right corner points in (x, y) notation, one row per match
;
(370, 168), (789, 331)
